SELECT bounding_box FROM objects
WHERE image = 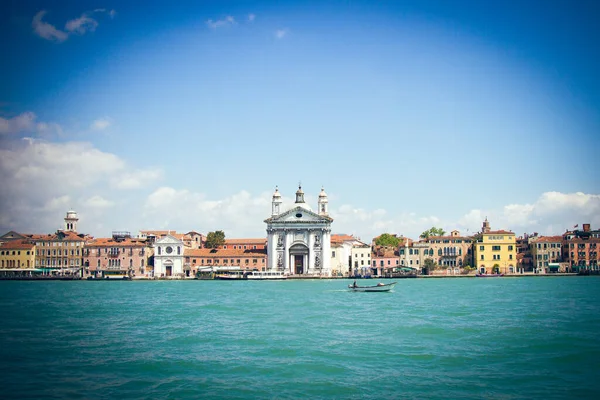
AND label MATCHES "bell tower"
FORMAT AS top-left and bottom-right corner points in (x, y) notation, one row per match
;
(272, 186), (282, 217)
(64, 210), (79, 233)
(318, 187), (328, 216)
